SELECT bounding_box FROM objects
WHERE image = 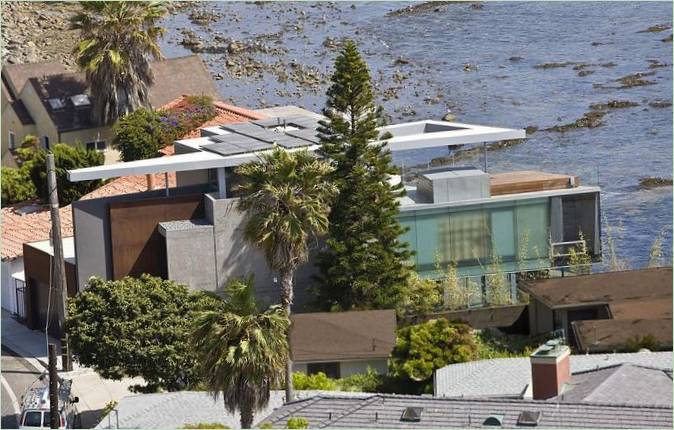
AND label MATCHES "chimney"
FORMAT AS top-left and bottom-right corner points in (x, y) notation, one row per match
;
(530, 339), (570, 400)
